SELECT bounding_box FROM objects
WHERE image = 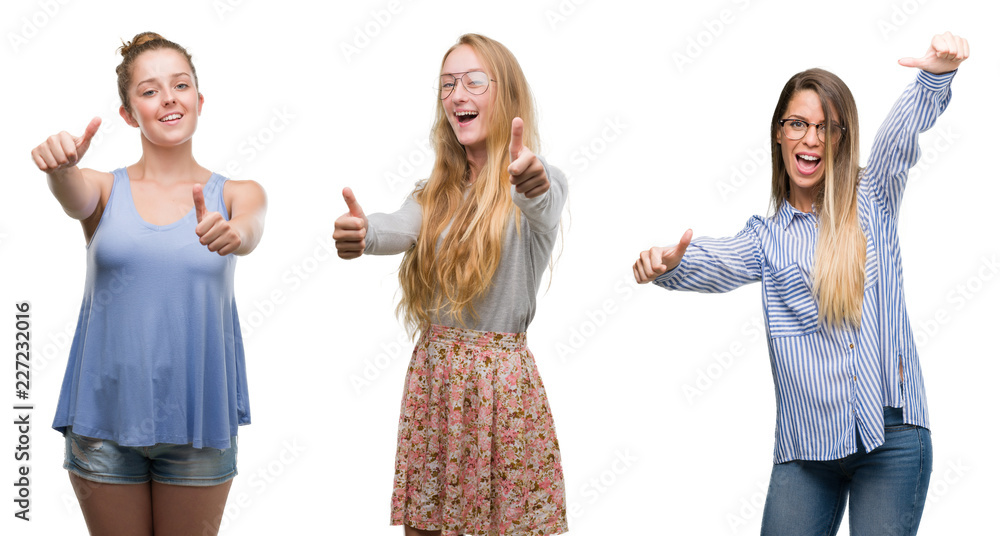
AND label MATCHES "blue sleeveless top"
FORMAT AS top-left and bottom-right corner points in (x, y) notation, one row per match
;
(52, 168), (249, 449)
